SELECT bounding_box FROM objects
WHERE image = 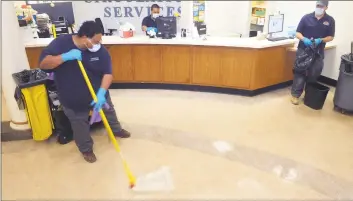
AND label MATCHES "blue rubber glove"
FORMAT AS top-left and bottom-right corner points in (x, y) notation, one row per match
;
(314, 38), (322, 45)
(90, 88), (107, 112)
(302, 37), (313, 47)
(61, 49), (82, 62)
(146, 27), (153, 32)
(146, 27), (158, 33)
